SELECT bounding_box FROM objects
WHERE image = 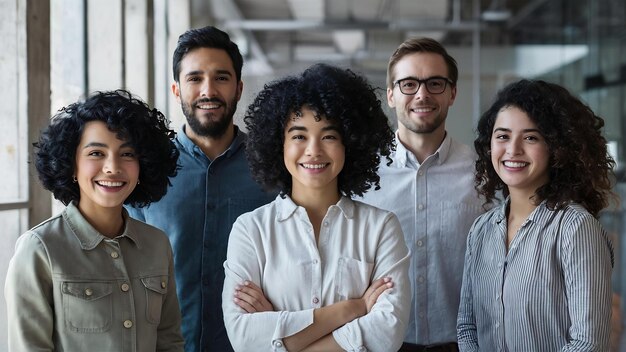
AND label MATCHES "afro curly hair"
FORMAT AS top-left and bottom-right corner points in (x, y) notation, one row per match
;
(244, 63), (394, 198)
